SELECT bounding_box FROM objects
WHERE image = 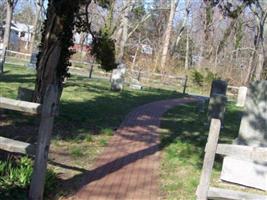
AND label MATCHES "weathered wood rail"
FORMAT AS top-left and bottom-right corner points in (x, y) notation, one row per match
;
(196, 119), (267, 200)
(0, 136), (35, 155)
(0, 97), (41, 114)
(126, 69), (188, 94)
